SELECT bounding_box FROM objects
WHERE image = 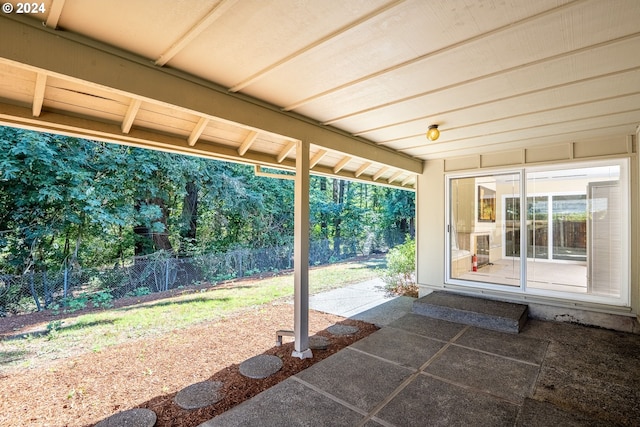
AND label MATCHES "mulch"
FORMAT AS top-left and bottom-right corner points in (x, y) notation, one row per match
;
(0, 297), (377, 426)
